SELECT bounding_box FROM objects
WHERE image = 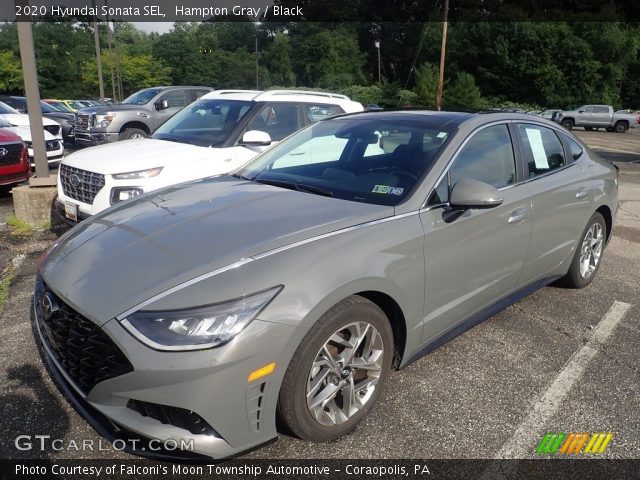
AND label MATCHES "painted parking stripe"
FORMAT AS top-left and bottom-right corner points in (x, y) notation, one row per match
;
(493, 300), (633, 460)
